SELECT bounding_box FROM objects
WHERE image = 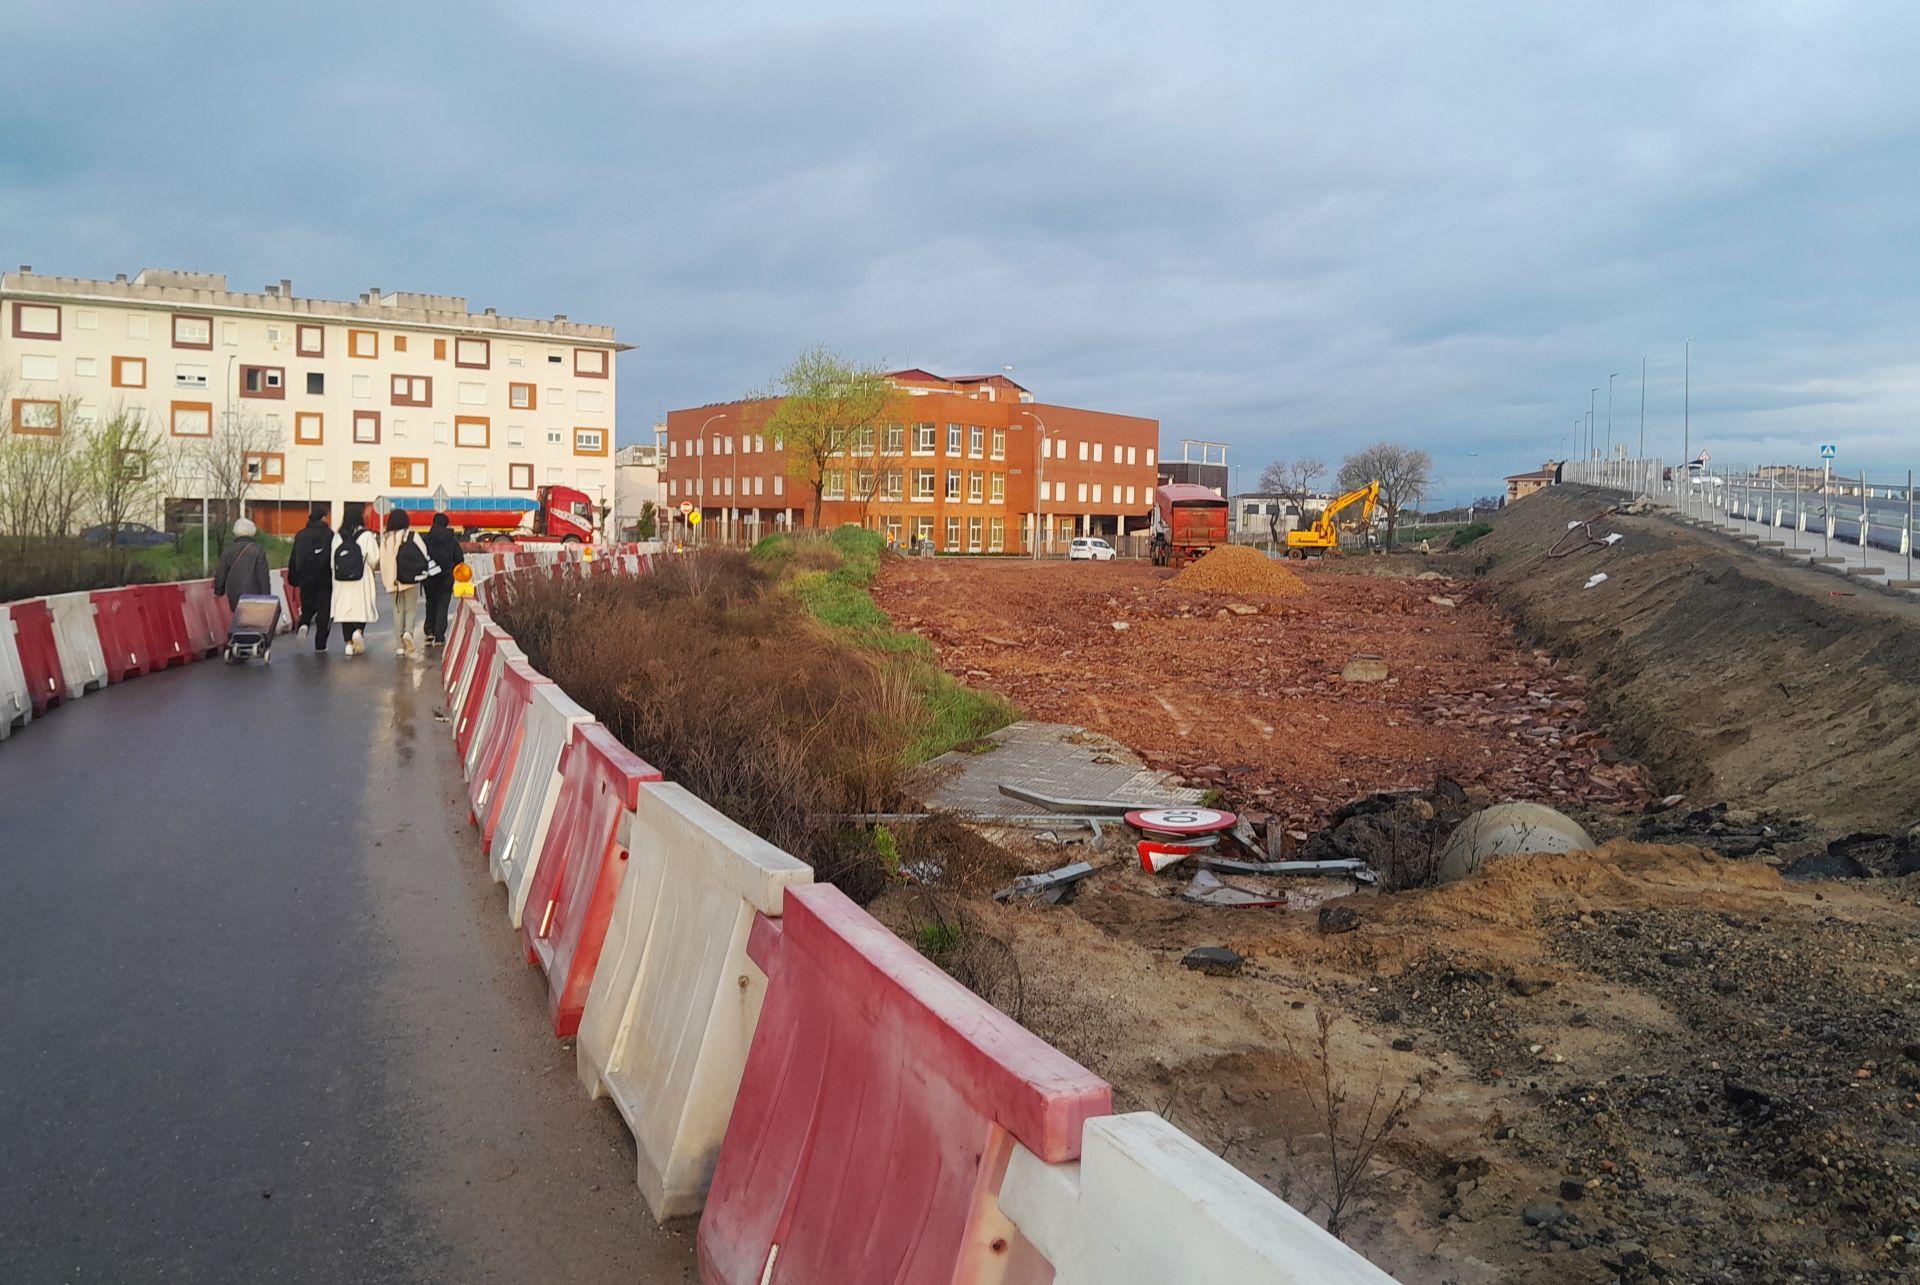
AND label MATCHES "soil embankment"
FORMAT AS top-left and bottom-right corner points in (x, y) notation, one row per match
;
(1464, 485), (1920, 835)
